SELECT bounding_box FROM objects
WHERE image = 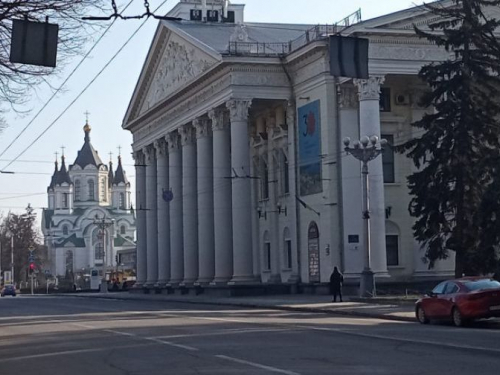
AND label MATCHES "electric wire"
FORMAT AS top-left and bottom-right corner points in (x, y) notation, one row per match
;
(1, 0), (171, 172)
